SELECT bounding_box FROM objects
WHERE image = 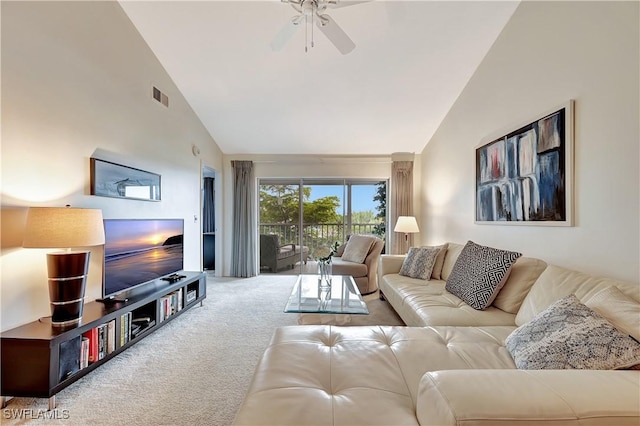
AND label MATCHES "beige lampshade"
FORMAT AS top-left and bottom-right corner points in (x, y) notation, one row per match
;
(394, 216), (419, 234)
(23, 207), (105, 248)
